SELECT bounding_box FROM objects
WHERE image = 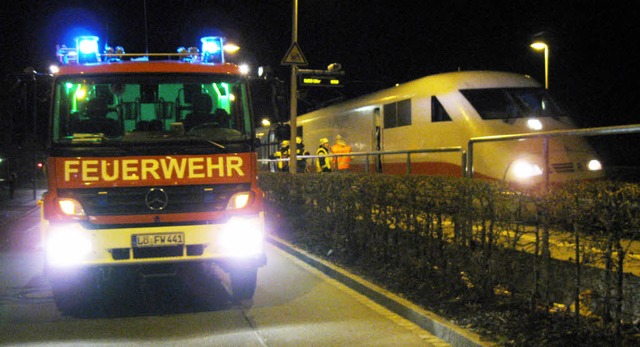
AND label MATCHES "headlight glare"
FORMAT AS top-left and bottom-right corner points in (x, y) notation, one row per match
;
(588, 159), (602, 171)
(58, 198), (86, 216)
(527, 119), (543, 130)
(220, 217), (263, 256)
(46, 226), (92, 266)
(512, 160), (543, 179)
